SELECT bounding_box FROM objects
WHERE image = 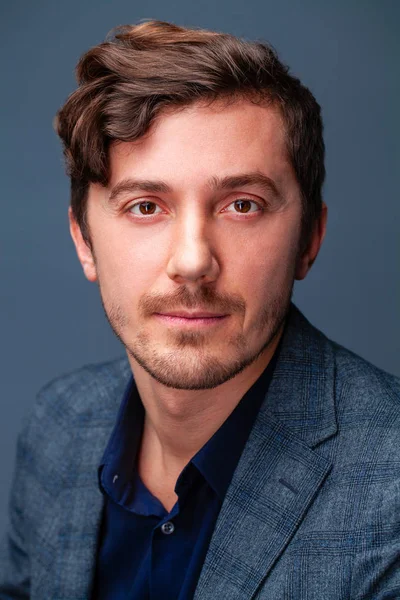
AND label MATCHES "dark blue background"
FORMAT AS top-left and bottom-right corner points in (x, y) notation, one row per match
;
(1, 0), (399, 537)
